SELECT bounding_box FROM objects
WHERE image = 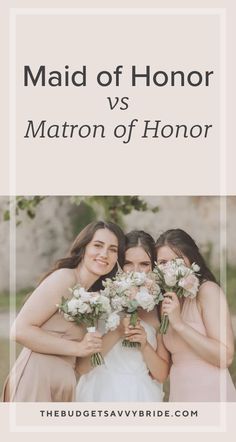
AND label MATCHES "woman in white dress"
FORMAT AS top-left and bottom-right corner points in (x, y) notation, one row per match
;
(76, 230), (170, 402)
